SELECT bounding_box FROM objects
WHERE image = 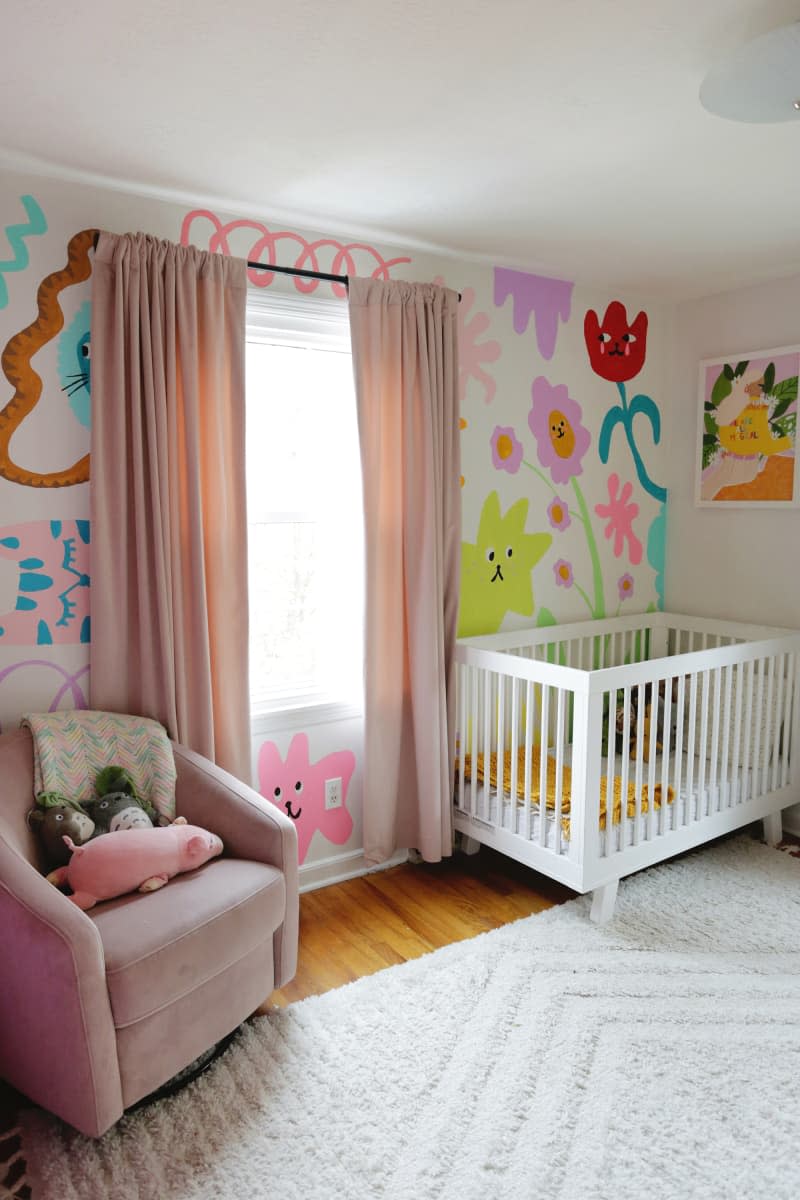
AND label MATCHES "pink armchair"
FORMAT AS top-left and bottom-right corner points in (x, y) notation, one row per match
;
(0, 727), (298, 1137)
